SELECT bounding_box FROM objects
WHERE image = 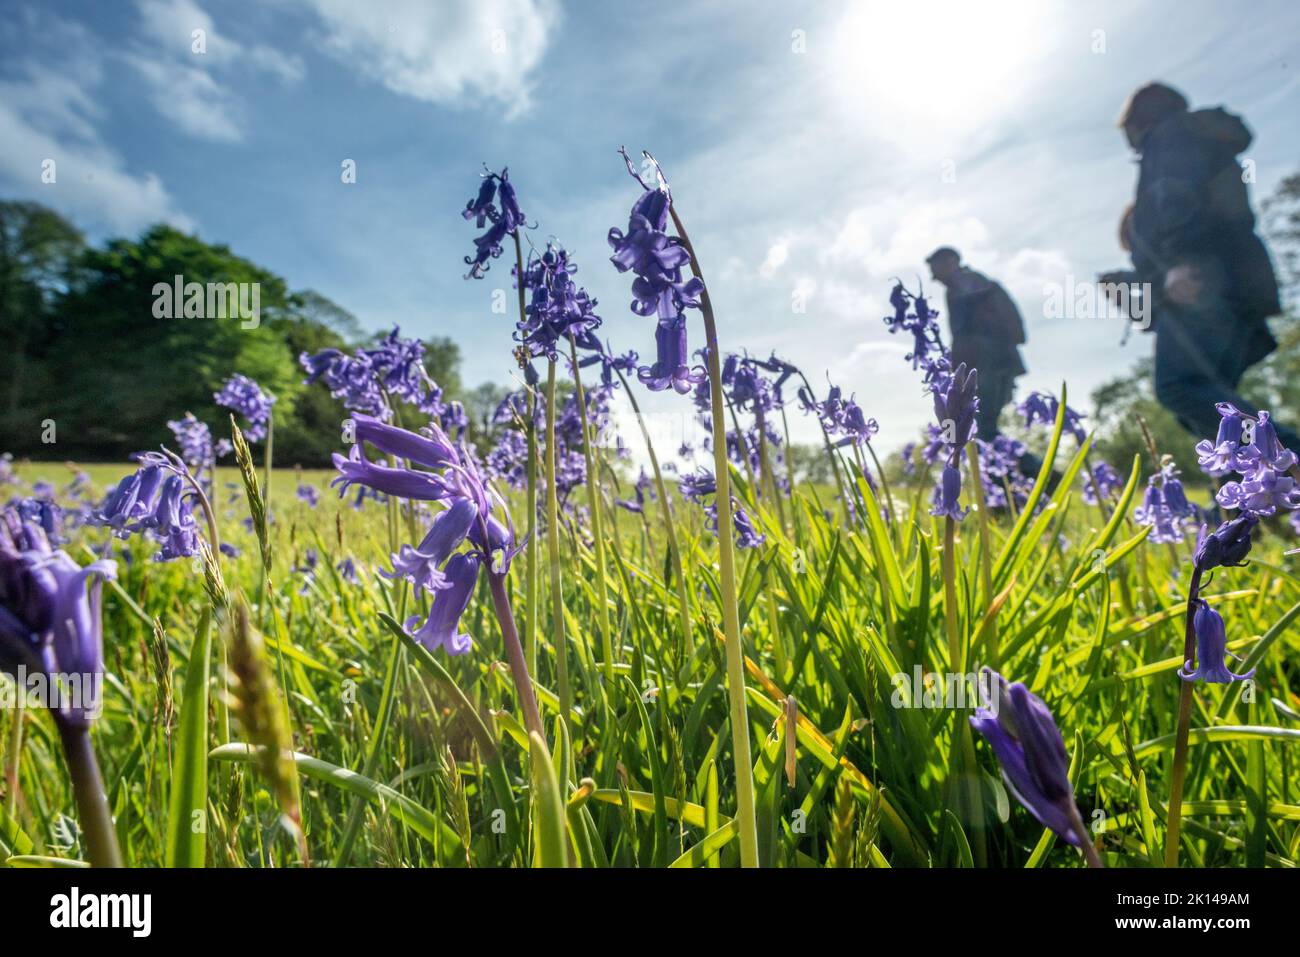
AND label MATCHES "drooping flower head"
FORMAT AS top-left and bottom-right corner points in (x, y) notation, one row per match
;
(609, 148), (710, 395)
(969, 668), (1086, 847)
(1179, 599), (1255, 683)
(1018, 390), (1087, 443)
(331, 414), (519, 655)
(462, 167), (526, 279)
(1, 506), (117, 728)
(87, 452), (203, 562)
(1082, 459), (1123, 505)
